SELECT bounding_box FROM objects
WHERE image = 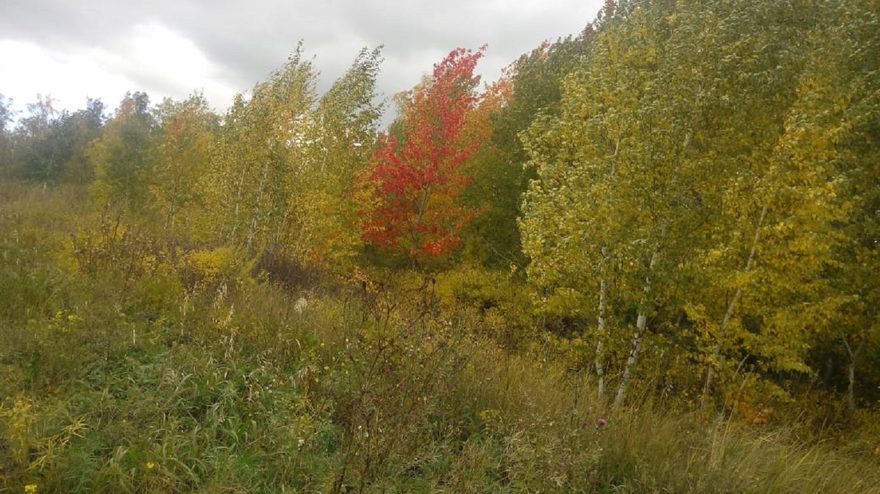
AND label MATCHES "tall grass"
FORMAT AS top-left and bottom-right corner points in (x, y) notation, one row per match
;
(1, 183), (878, 492)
